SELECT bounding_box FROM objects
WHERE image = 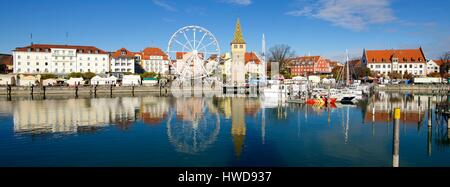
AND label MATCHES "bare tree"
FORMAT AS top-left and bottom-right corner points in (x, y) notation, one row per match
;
(268, 44), (296, 77)
(439, 52), (450, 75)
